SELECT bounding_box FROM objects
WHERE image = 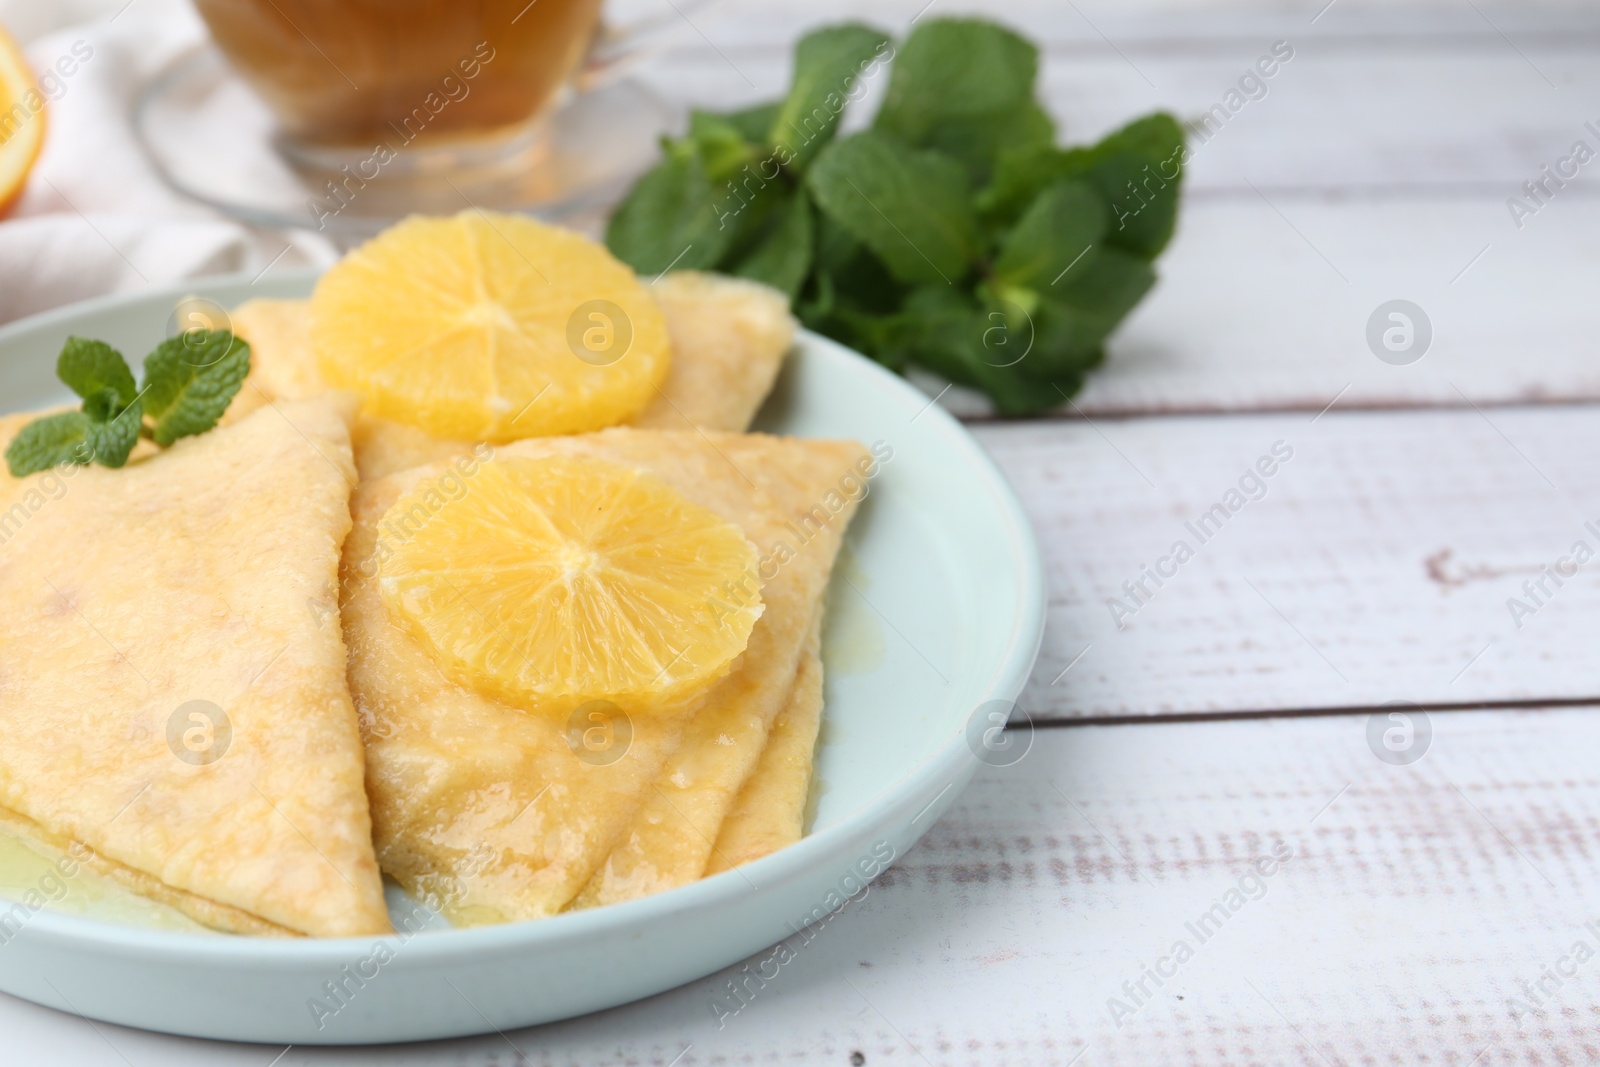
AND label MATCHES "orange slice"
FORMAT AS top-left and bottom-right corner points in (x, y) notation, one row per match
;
(311, 211), (671, 441)
(0, 24), (44, 216)
(377, 454), (762, 712)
